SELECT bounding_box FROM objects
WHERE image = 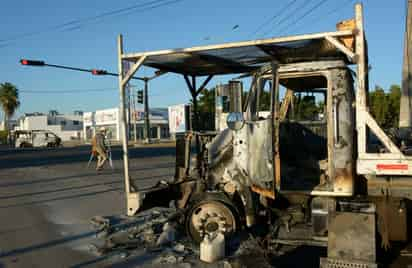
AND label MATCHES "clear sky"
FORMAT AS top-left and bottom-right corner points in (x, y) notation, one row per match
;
(0, 0), (406, 118)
